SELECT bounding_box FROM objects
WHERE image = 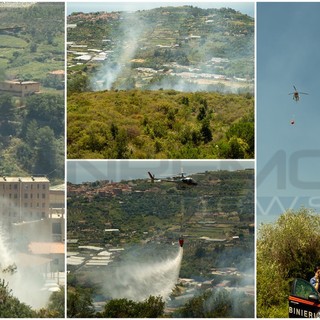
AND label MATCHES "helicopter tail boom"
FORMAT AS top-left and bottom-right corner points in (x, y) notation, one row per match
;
(148, 171), (155, 182)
